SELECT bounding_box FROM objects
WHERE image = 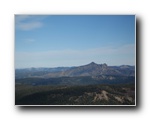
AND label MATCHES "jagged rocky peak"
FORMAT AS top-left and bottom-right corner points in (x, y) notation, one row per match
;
(87, 62), (108, 68)
(101, 63), (107, 67)
(87, 62), (98, 67)
(89, 62), (97, 65)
